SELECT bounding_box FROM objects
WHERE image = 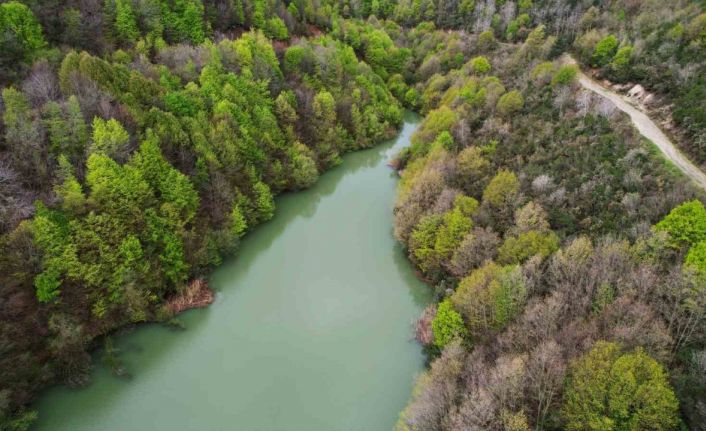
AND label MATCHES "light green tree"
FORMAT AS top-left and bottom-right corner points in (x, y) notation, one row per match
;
(432, 299), (467, 348)
(0, 1), (46, 69)
(469, 56), (491, 74)
(496, 90), (524, 117)
(563, 341), (679, 431)
(114, 0), (140, 45)
(91, 117), (131, 159)
(654, 200), (706, 248)
(592, 34), (618, 67)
